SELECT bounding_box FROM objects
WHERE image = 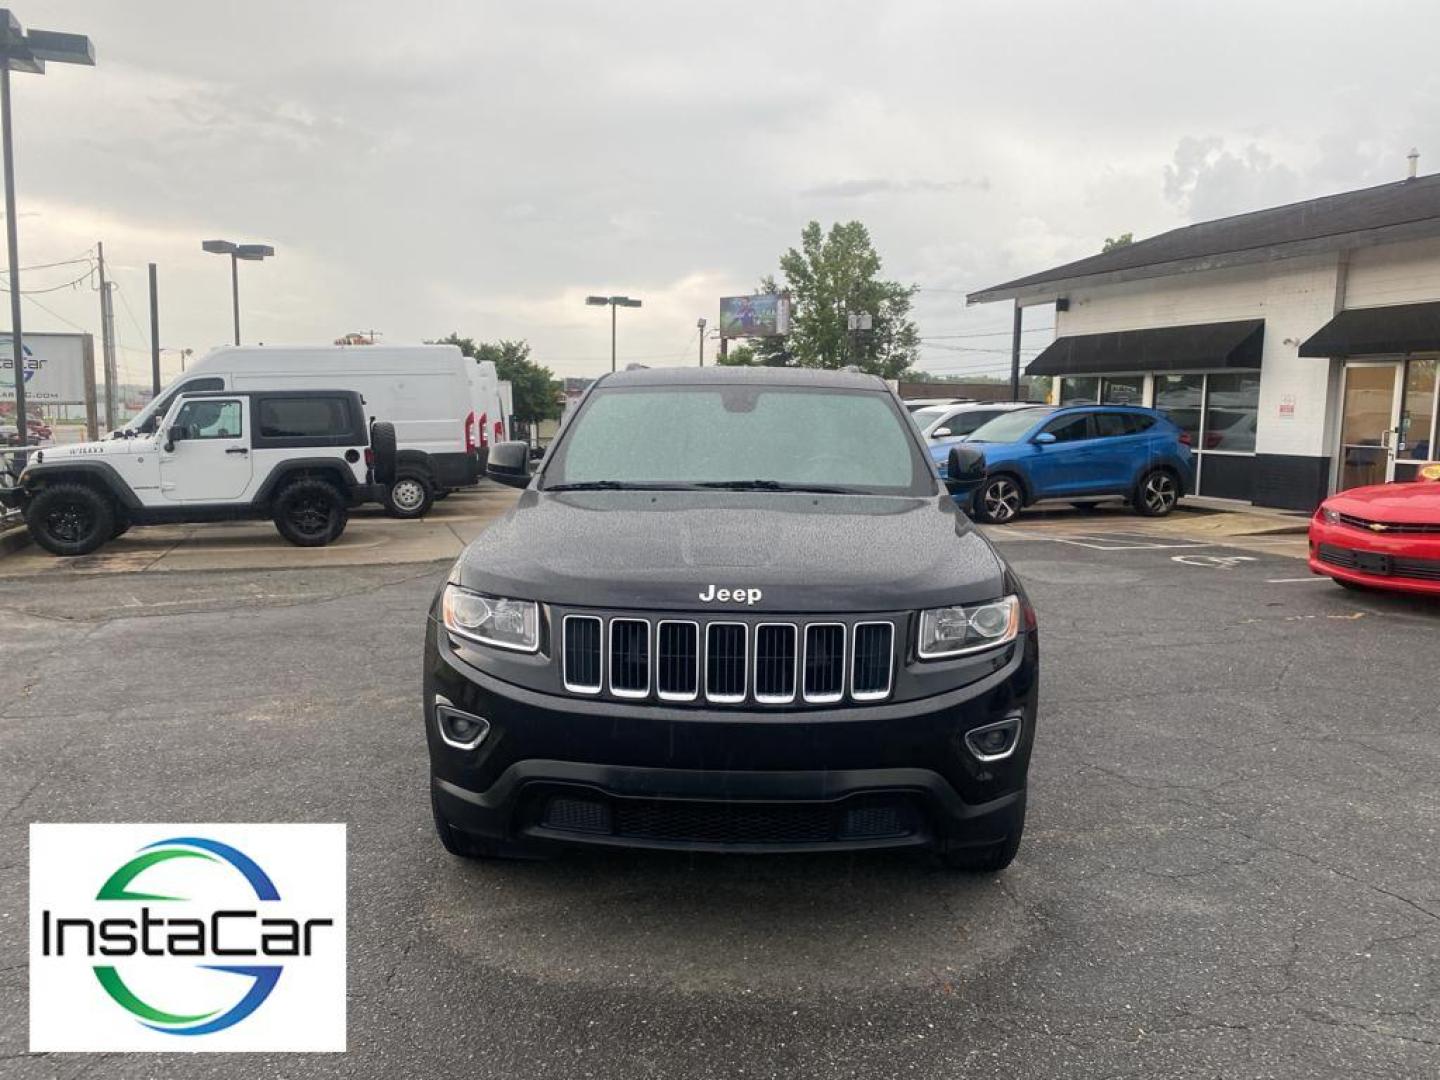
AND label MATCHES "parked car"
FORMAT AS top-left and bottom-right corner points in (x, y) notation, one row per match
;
(115, 344), (474, 519)
(935, 404), (1196, 523)
(426, 366), (1033, 871)
(26, 417), (52, 442)
(0, 422), (20, 447)
(903, 396), (974, 413)
(1, 389), (396, 556)
(1308, 463), (1440, 596)
(911, 401), (1044, 446)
